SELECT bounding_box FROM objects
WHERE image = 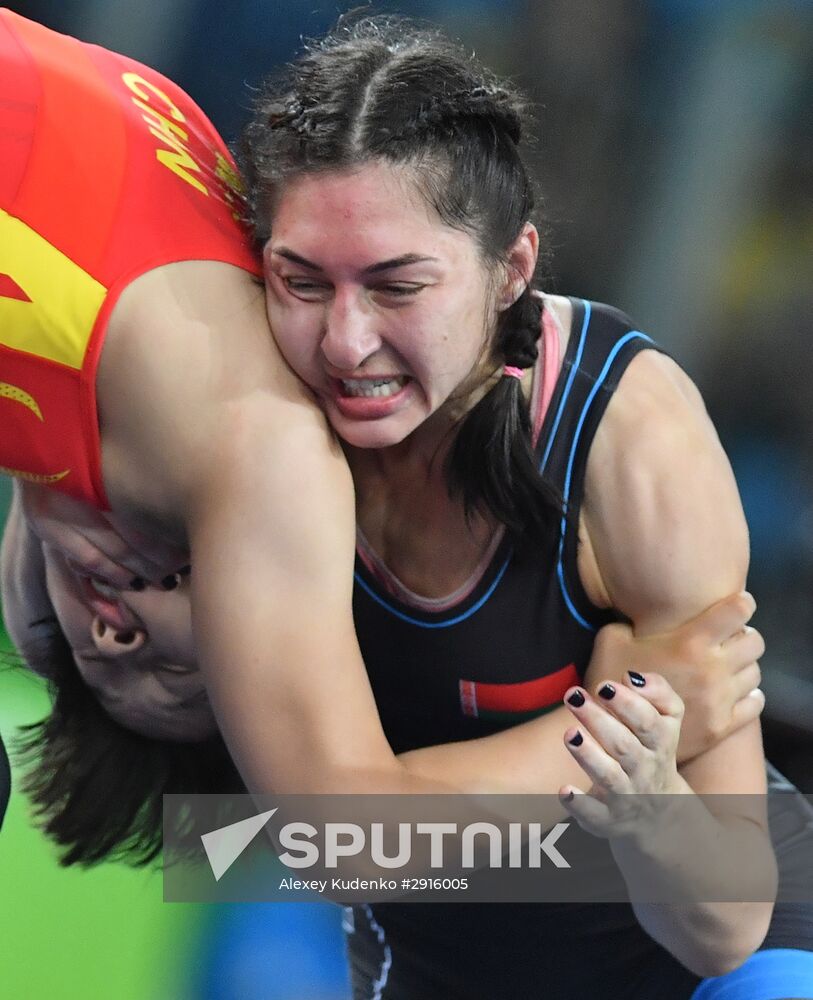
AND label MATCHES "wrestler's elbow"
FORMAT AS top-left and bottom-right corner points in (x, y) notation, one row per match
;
(683, 902), (772, 978)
